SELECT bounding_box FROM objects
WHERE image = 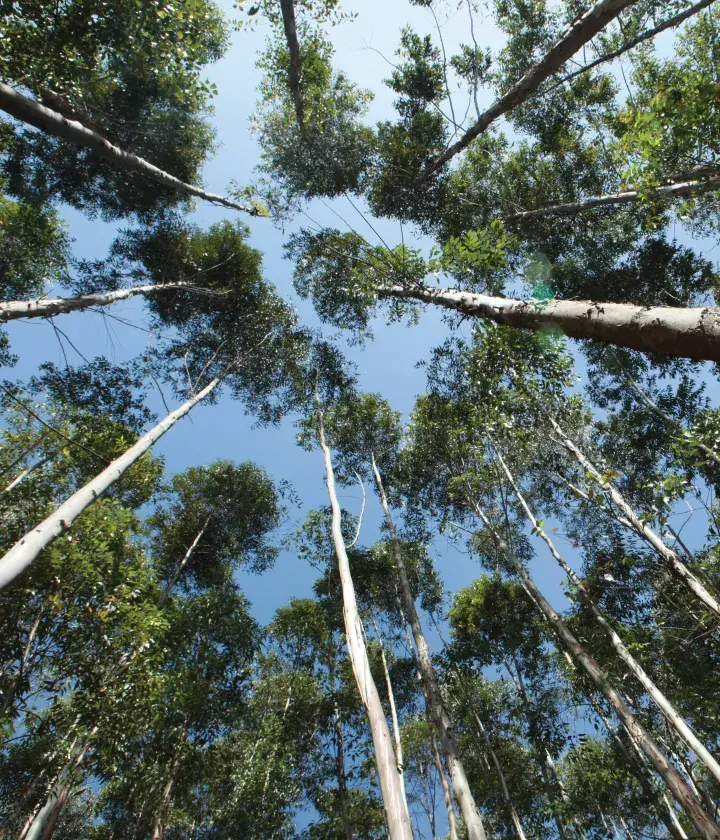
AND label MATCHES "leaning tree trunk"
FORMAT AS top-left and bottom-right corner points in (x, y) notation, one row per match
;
(471, 499), (720, 840)
(497, 450), (720, 786)
(376, 284), (720, 362)
(279, 0), (305, 129)
(316, 407), (414, 840)
(548, 416), (720, 618)
(0, 82), (256, 214)
(0, 374), (225, 590)
(0, 282), (220, 323)
(372, 455), (488, 840)
(428, 722), (460, 840)
(430, 0), (640, 168)
(158, 517), (211, 608)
